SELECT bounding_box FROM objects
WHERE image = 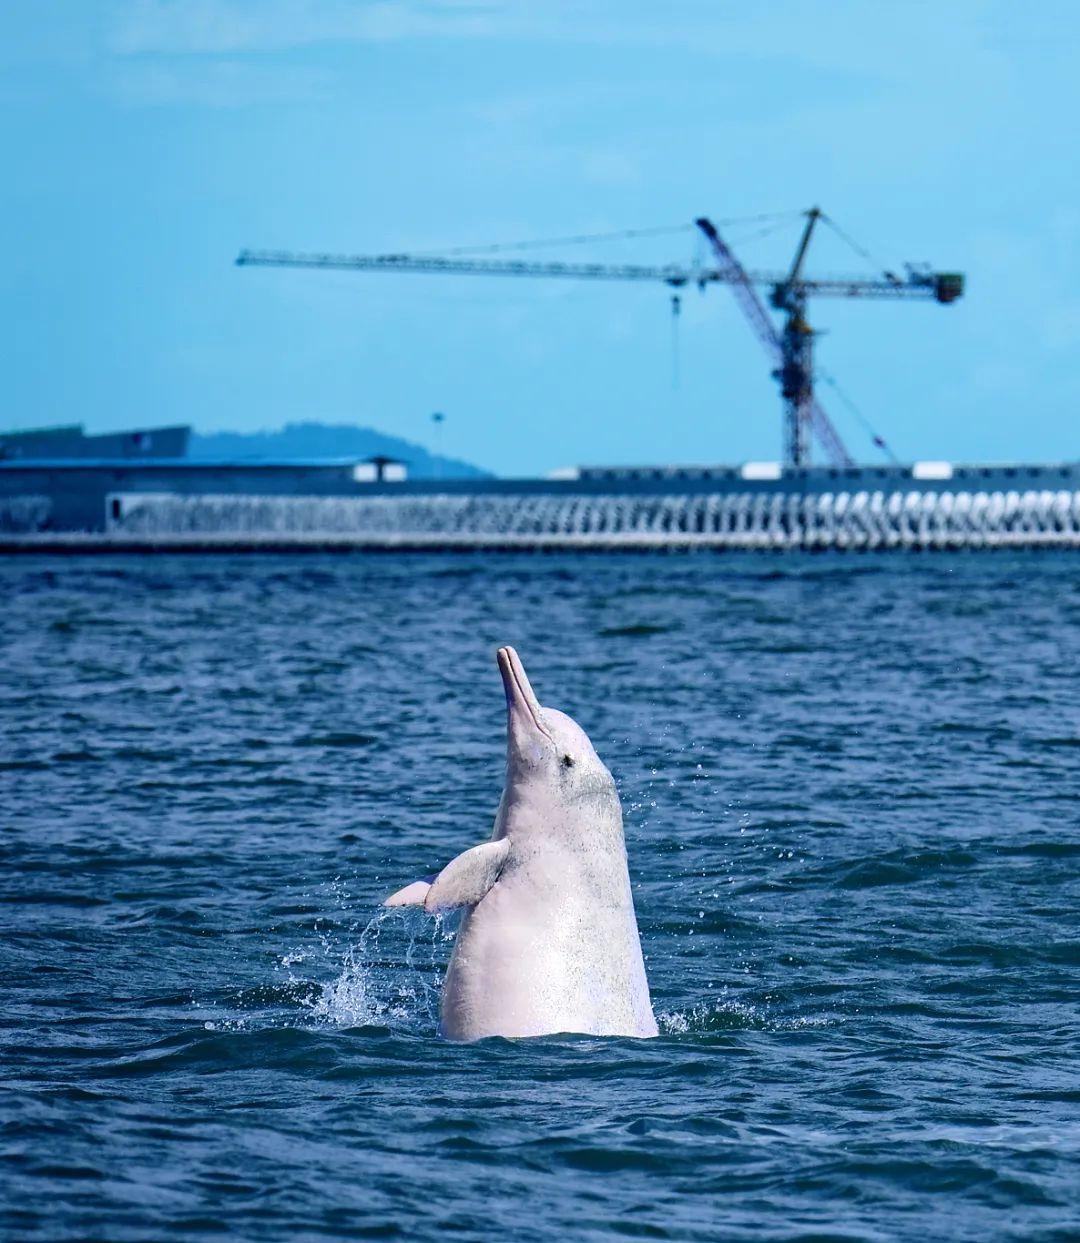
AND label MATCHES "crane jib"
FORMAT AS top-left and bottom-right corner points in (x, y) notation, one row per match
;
(235, 250), (957, 300)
